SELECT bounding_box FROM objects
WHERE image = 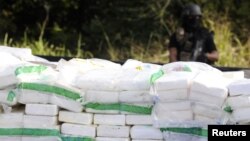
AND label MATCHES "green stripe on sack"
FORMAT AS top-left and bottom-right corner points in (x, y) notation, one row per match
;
(18, 82), (81, 101)
(0, 128), (22, 136)
(150, 70), (164, 84)
(61, 136), (94, 141)
(15, 65), (47, 76)
(85, 103), (152, 114)
(0, 128), (60, 136)
(7, 90), (16, 102)
(160, 127), (208, 137)
(85, 103), (120, 111)
(120, 104), (152, 115)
